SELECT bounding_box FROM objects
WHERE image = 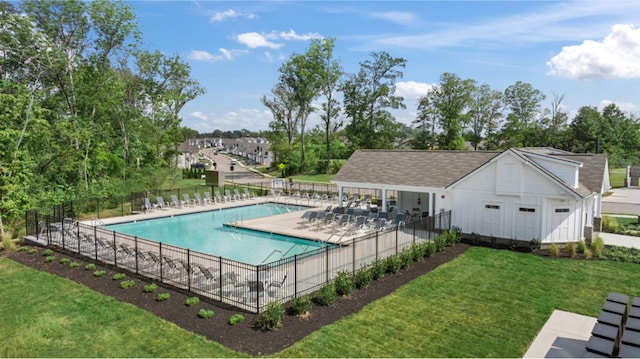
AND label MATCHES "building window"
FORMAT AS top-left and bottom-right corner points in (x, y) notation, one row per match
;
(485, 204), (500, 210)
(519, 207), (535, 213)
(555, 208), (570, 213)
